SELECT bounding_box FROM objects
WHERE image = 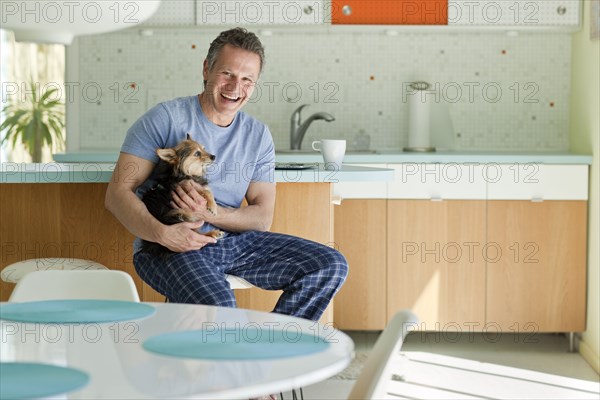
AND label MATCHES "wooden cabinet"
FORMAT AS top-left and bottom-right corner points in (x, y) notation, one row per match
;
(387, 200), (486, 329)
(234, 183), (334, 322)
(0, 182), (334, 325)
(334, 199), (387, 330)
(331, 0), (448, 24)
(487, 200), (587, 332)
(332, 163), (589, 332)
